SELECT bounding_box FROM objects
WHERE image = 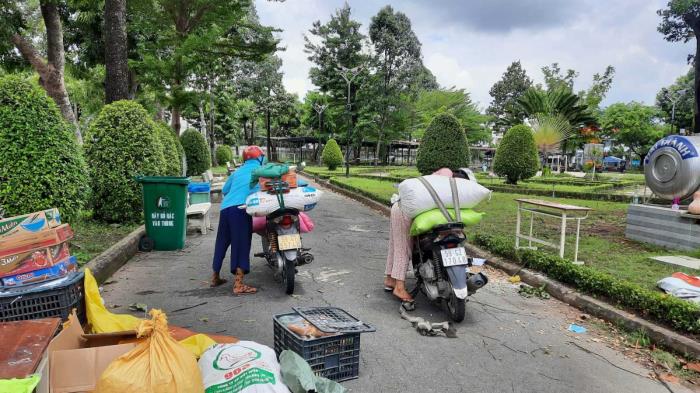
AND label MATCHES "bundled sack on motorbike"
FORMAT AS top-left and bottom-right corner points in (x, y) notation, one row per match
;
(252, 212), (315, 235)
(96, 309), (204, 393)
(397, 175), (491, 218)
(199, 342), (288, 393)
(245, 186), (322, 217)
(410, 208), (484, 236)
